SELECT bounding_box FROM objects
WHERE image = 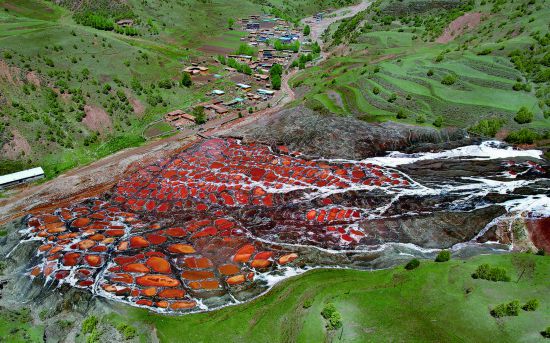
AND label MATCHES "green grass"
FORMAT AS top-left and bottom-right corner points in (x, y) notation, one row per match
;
(0, 307), (44, 342)
(123, 253), (549, 343)
(295, 0), (550, 137)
